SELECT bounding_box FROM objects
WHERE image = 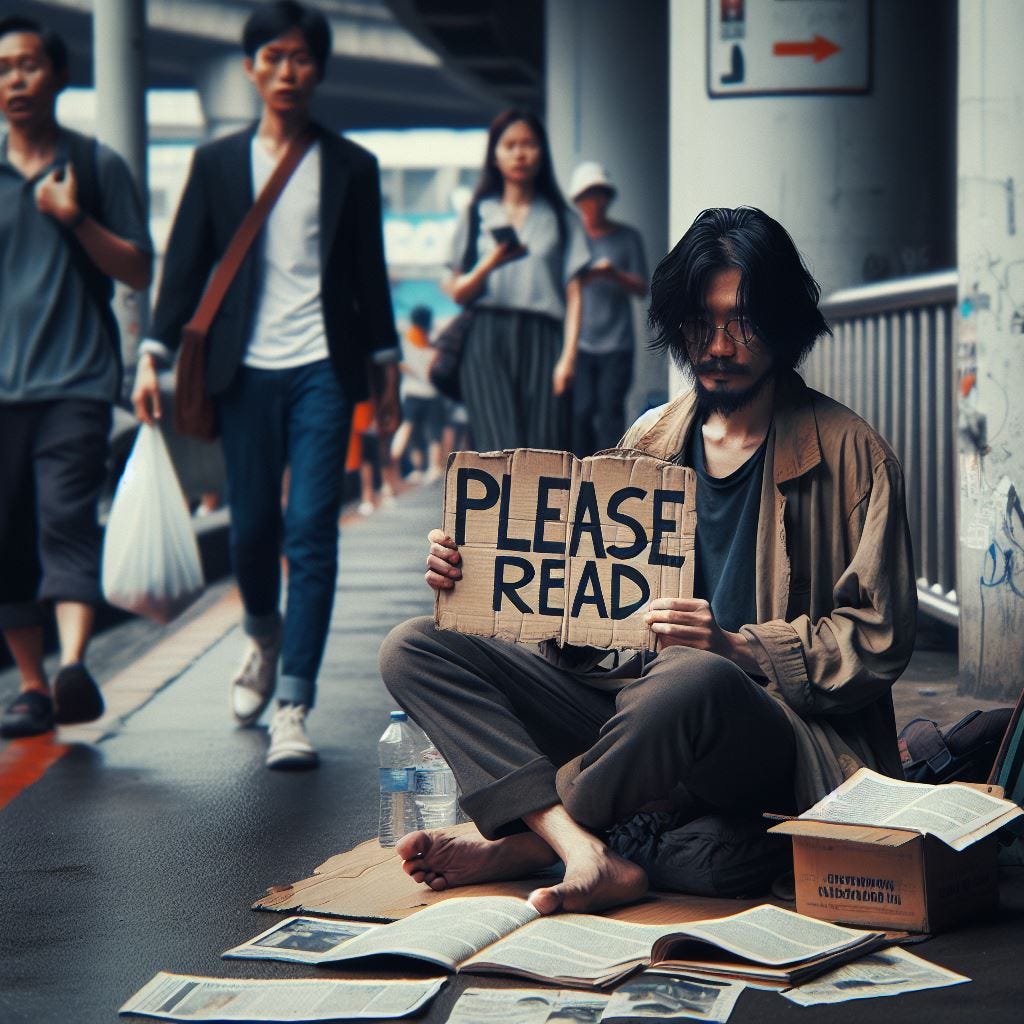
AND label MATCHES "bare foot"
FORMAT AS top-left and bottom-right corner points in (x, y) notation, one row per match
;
(527, 841), (648, 915)
(396, 829), (559, 891)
